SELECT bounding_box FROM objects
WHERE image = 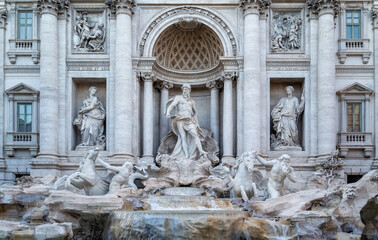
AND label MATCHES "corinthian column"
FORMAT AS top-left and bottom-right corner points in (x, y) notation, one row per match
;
(222, 73), (235, 166)
(107, 0), (135, 161)
(156, 81), (173, 141)
(371, 7), (378, 168)
(0, 9), (7, 179)
(240, 0), (270, 153)
(308, 0), (338, 155)
(206, 80), (222, 144)
(38, 0), (66, 160)
(141, 72), (154, 164)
